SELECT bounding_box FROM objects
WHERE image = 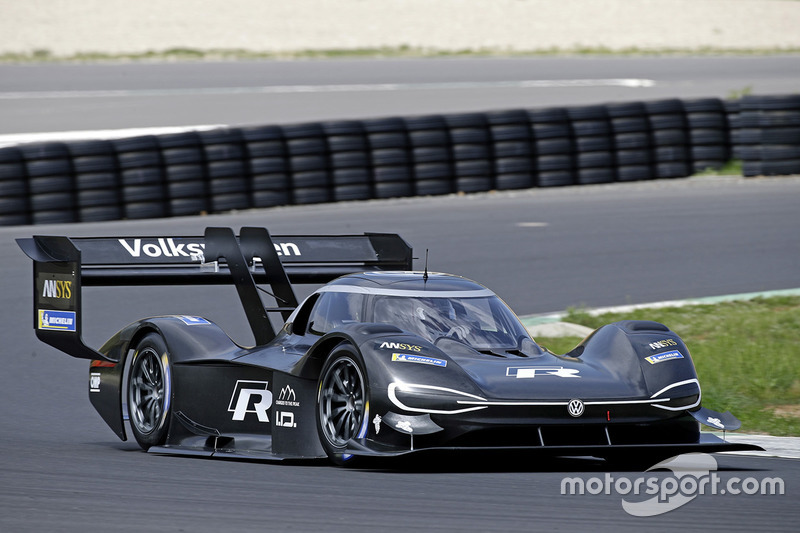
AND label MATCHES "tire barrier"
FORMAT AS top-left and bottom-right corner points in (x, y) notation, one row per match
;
(738, 94), (800, 177)
(1, 94), (797, 226)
